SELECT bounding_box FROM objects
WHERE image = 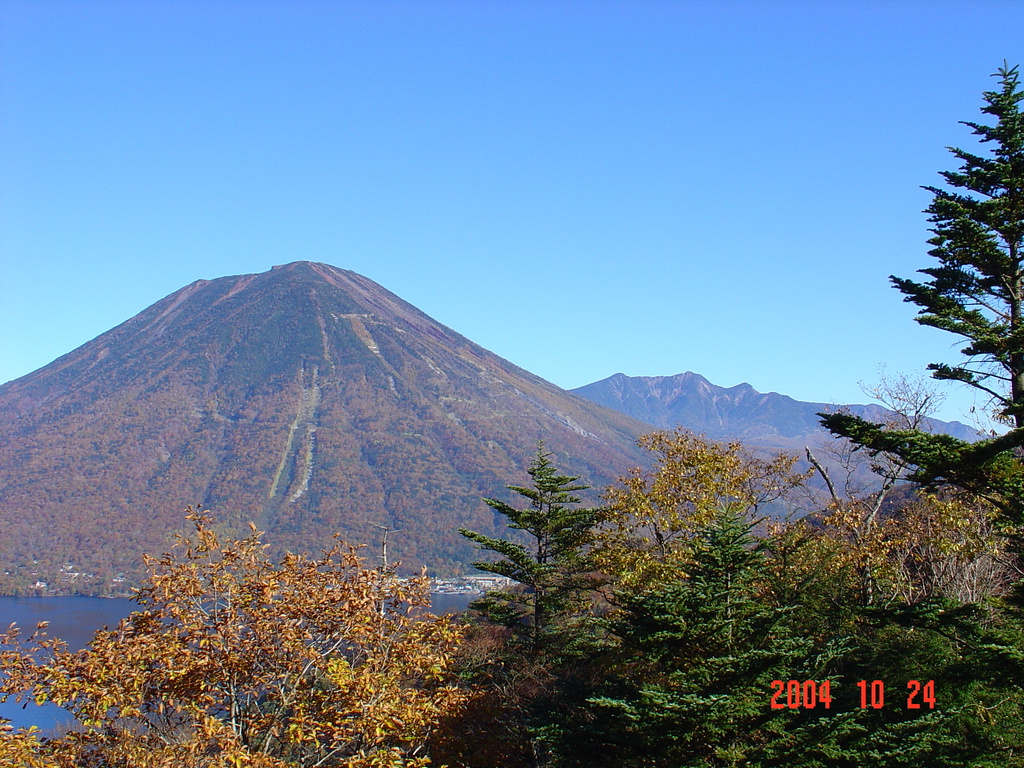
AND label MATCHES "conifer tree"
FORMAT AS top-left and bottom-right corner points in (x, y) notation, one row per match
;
(545, 510), (1013, 768)
(545, 509), (837, 768)
(459, 445), (604, 654)
(821, 64), (1024, 523)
